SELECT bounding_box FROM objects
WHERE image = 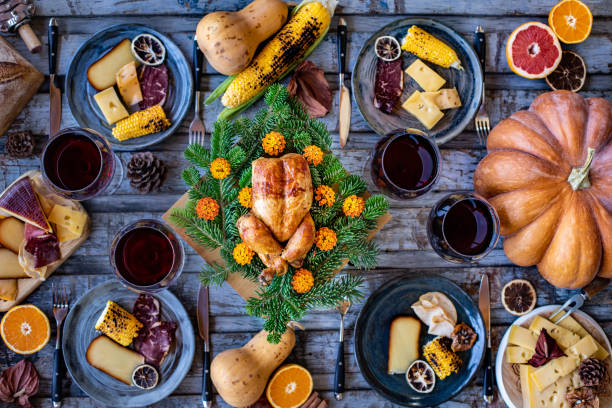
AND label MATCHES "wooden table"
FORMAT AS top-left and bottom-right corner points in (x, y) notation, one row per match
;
(0, 1), (610, 406)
